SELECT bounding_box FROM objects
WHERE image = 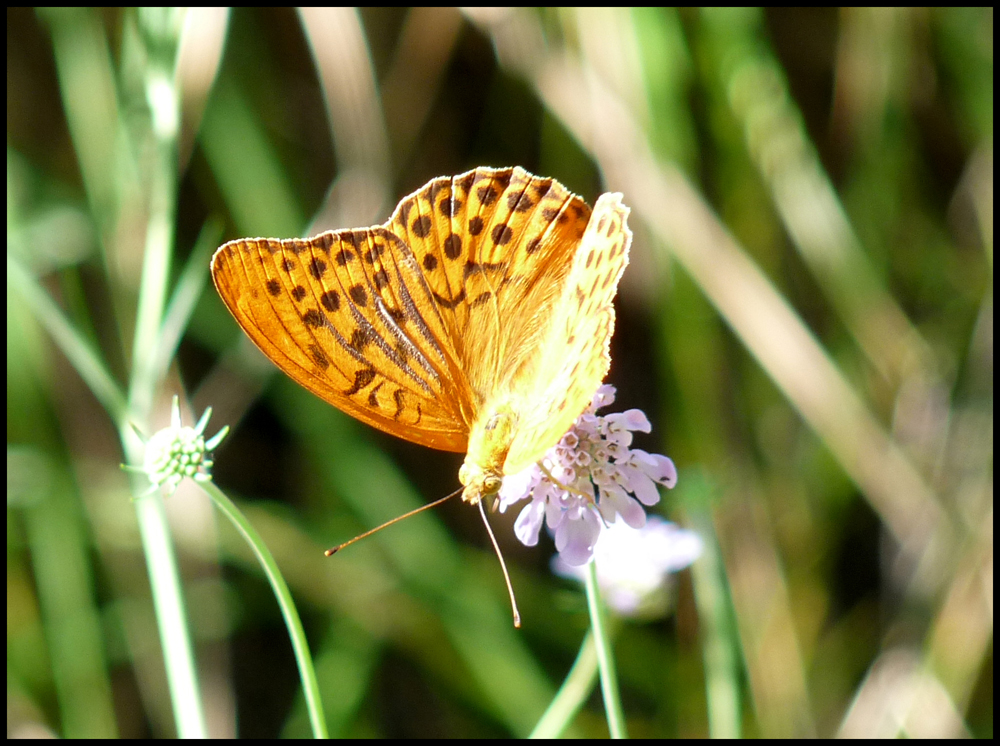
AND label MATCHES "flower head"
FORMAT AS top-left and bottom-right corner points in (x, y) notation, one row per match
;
(499, 385), (679, 566)
(134, 396), (229, 496)
(553, 516), (702, 617)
